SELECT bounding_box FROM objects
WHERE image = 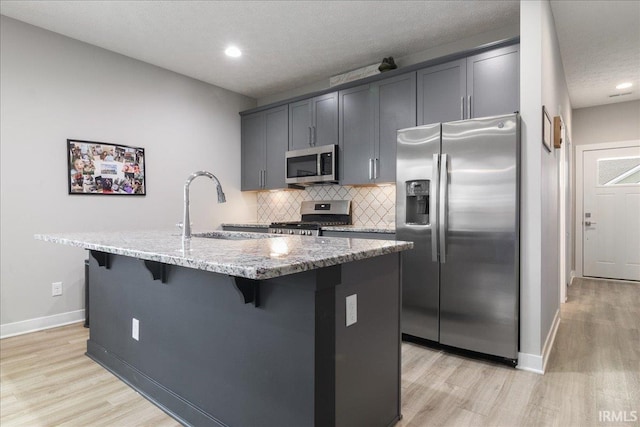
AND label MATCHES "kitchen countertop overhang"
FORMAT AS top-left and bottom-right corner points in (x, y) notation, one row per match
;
(35, 230), (412, 280)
